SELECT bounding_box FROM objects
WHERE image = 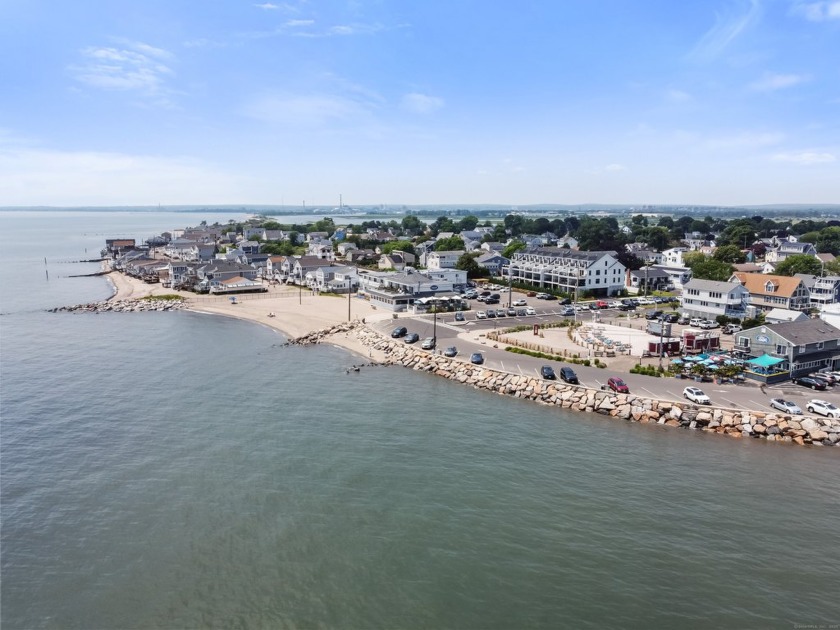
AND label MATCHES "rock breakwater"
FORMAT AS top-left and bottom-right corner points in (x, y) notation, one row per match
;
(49, 298), (186, 314)
(301, 322), (840, 448)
